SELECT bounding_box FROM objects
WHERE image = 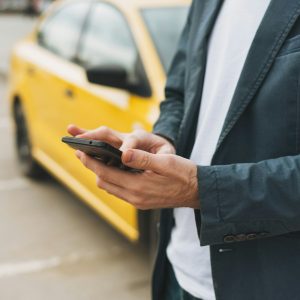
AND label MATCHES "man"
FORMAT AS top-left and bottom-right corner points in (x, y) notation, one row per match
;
(68, 0), (300, 299)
